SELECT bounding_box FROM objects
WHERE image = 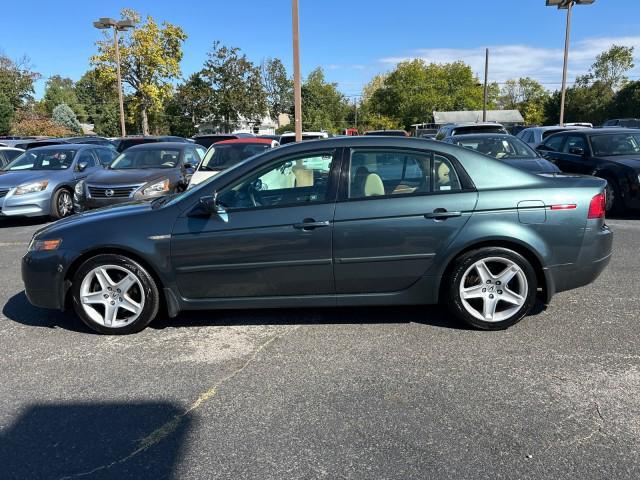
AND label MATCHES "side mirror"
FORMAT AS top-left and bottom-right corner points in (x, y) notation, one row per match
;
(184, 162), (193, 170)
(569, 147), (585, 156)
(77, 161), (89, 172)
(199, 192), (228, 222)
